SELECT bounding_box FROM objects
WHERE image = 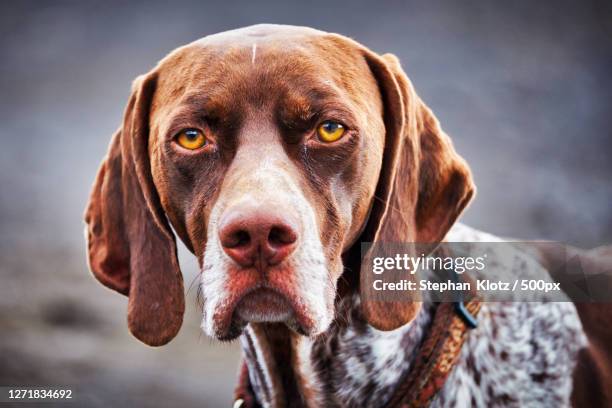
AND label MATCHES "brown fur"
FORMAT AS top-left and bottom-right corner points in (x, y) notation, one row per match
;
(358, 51), (474, 330)
(84, 73), (184, 346)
